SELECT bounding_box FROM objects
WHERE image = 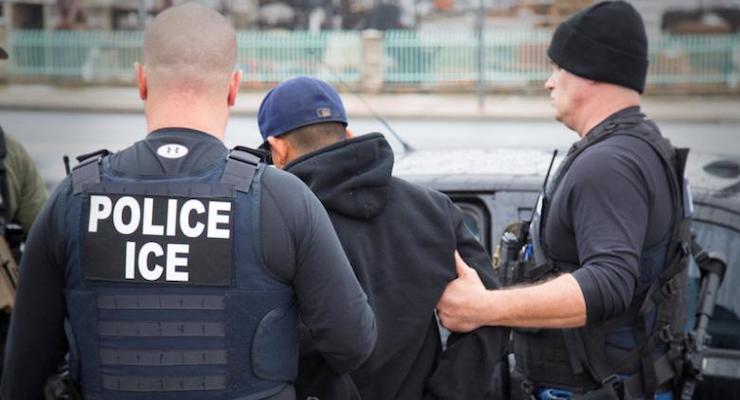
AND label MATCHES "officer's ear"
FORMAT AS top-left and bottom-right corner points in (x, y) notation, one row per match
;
(135, 62), (147, 100)
(345, 127), (353, 138)
(266, 136), (289, 169)
(227, 69), (242, 107)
